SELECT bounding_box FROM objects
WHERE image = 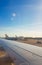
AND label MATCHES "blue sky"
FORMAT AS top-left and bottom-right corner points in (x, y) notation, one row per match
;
(0, 0), (42, 37)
